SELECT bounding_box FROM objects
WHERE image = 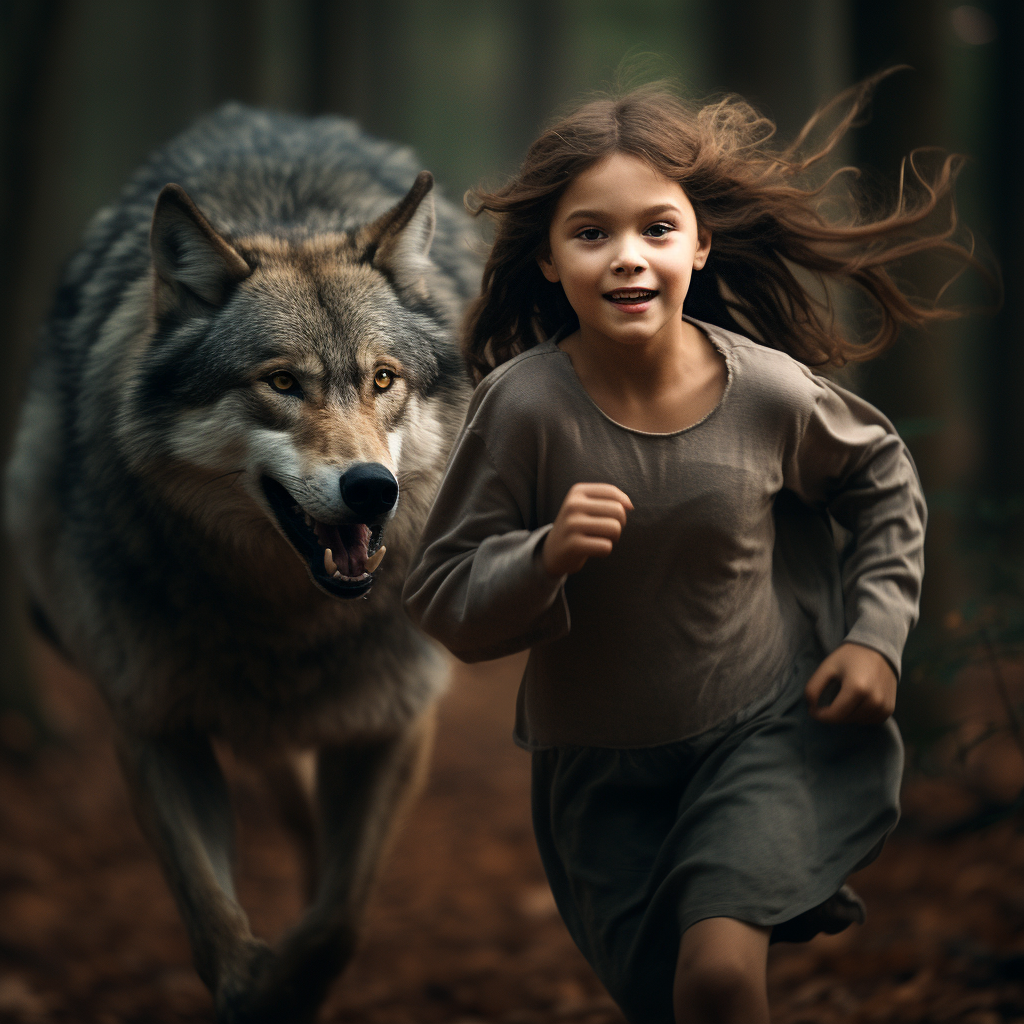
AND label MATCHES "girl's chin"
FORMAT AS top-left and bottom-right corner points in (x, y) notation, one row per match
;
(577, 321), (684, 349)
